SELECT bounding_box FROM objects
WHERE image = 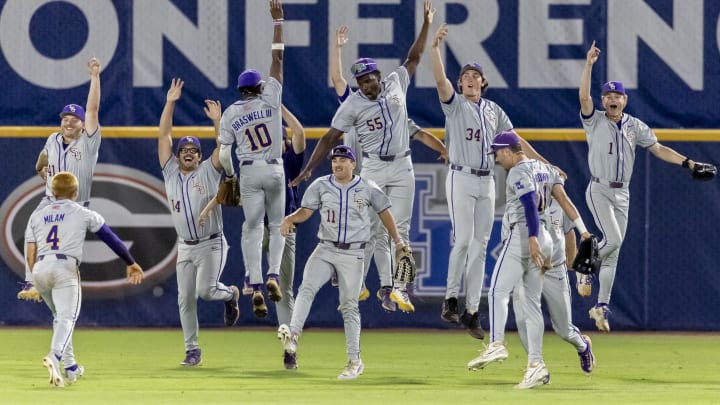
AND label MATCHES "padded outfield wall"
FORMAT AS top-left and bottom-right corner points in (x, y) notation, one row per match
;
(1, 128), (718, 331)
